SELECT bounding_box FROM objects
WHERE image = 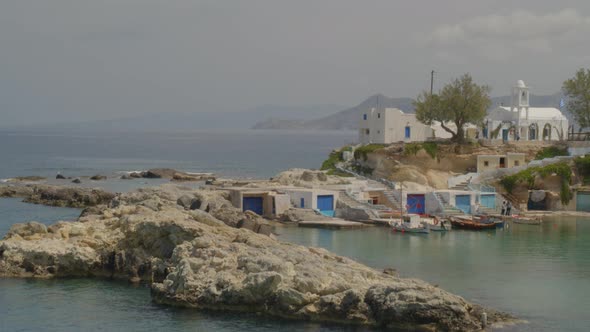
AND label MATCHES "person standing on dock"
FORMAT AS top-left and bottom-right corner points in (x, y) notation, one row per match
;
(506, 202), (512, 216)
(501, 201), (506, 215)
